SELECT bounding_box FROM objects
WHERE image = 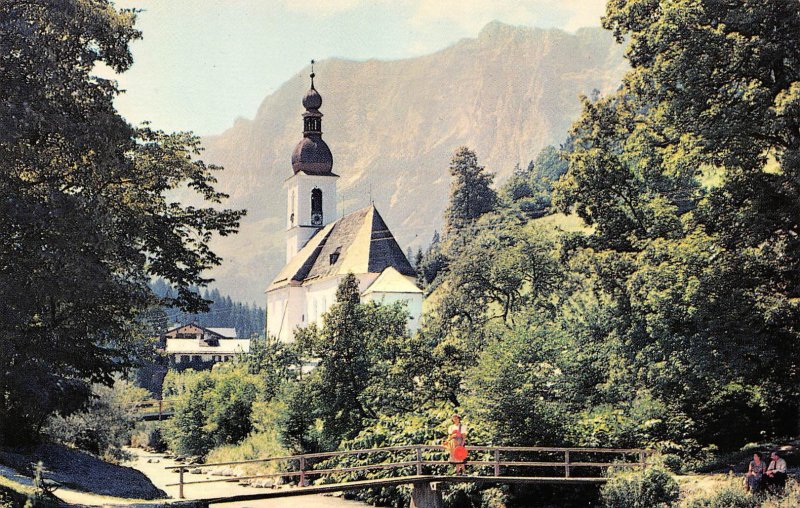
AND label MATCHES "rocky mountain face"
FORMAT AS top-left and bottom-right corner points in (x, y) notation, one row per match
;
(201, 21), (627, 303)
